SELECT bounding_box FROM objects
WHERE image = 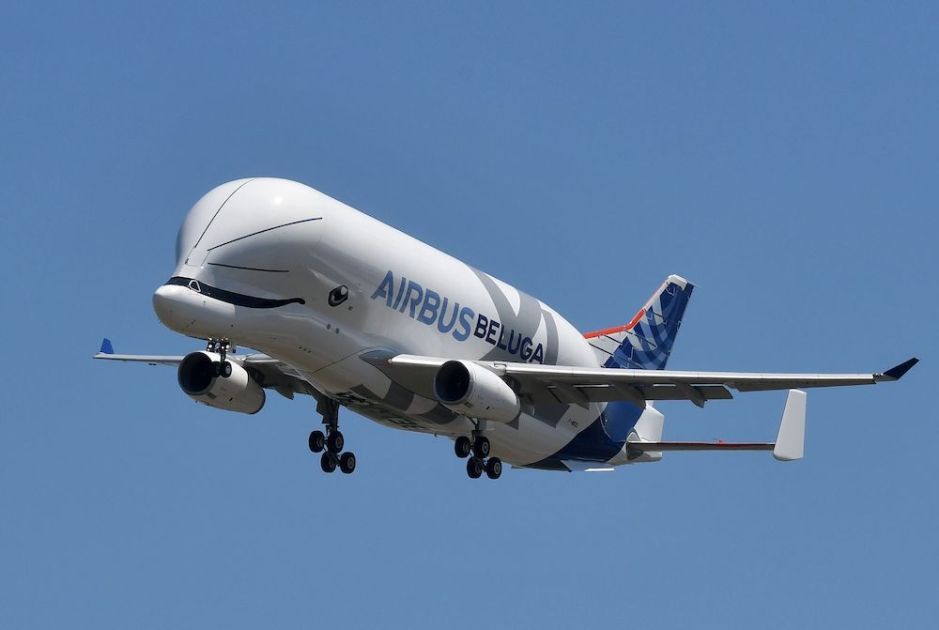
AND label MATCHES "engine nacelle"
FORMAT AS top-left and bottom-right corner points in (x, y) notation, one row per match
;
(177, 351), (265, 414)
(433, 360), (520, 423)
